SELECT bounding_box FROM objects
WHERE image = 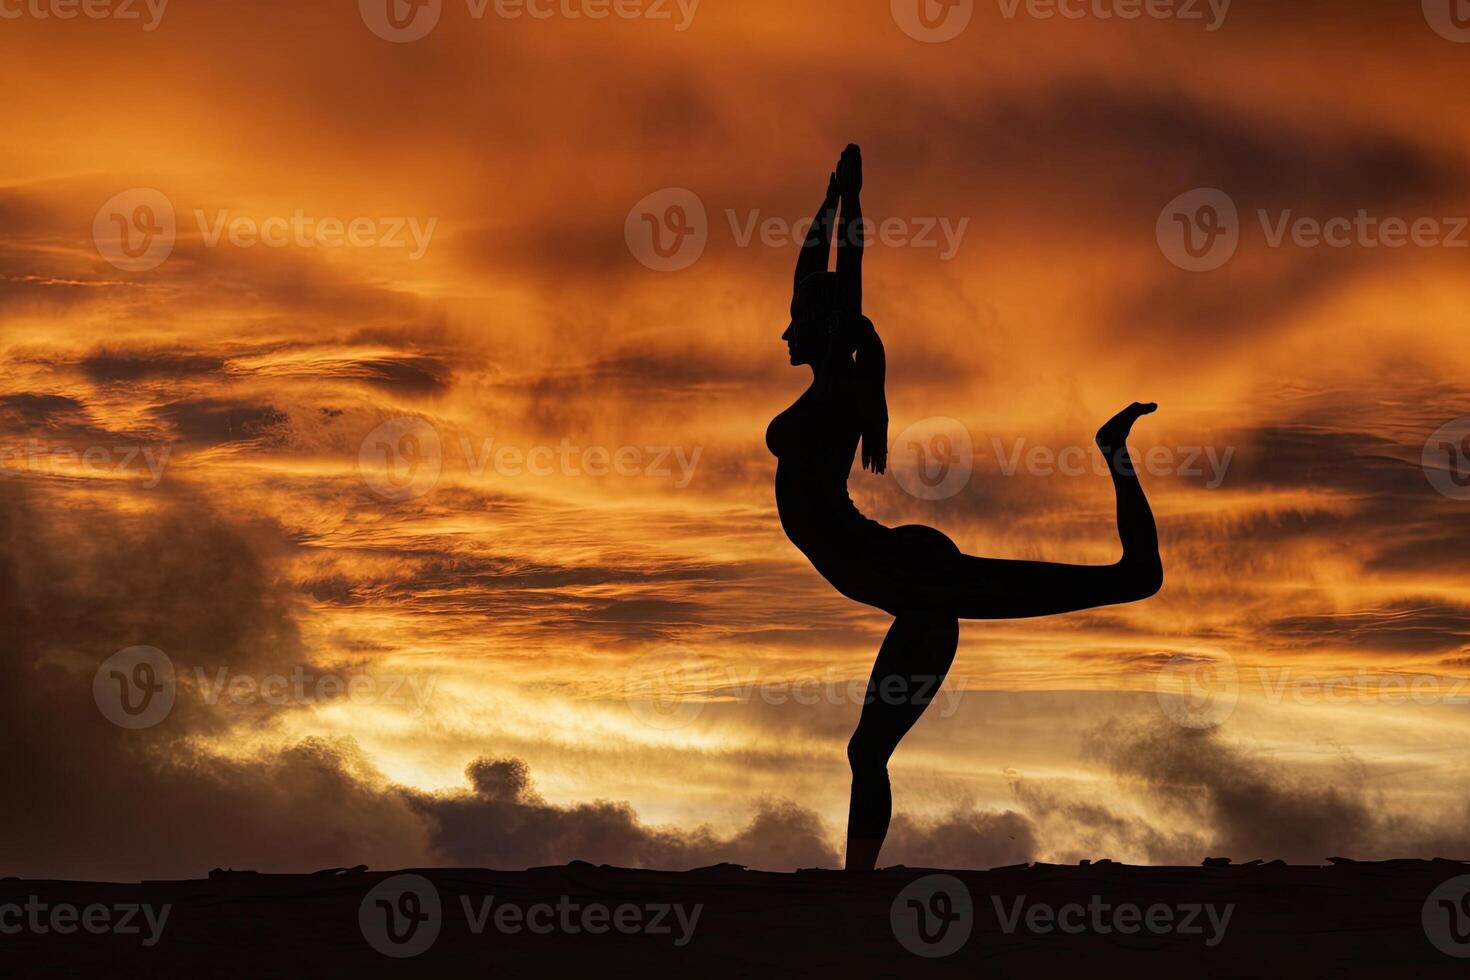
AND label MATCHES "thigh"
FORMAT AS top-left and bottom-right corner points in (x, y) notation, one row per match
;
(851, 615), (960, 758)
(942, 554), (1132, 619)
